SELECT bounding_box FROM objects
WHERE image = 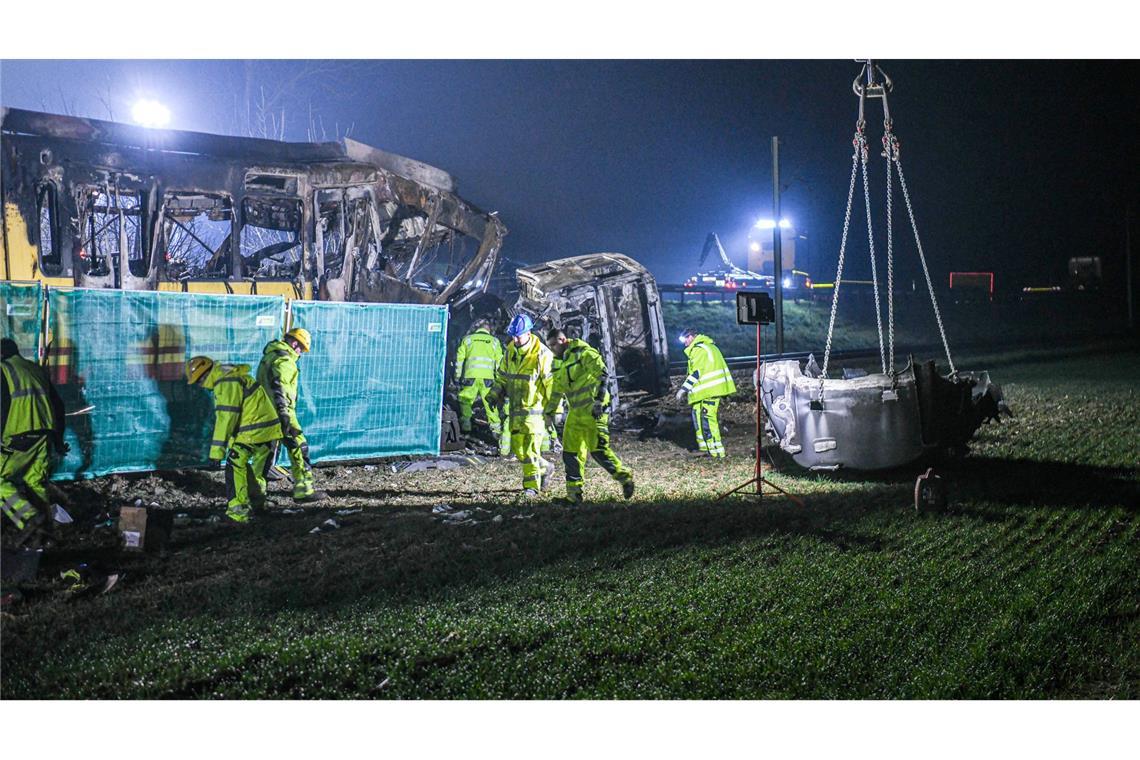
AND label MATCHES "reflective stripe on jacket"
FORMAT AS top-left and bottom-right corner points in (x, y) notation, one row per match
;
(492, 335), (553, 414)
(204, 364), (283, 459)
(456, 328), (503, 380)
(2, 355), (57, 443)
(682, 334), (736, 402)
(257, 339), (300, 430)
(548, 339), (609, 416)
